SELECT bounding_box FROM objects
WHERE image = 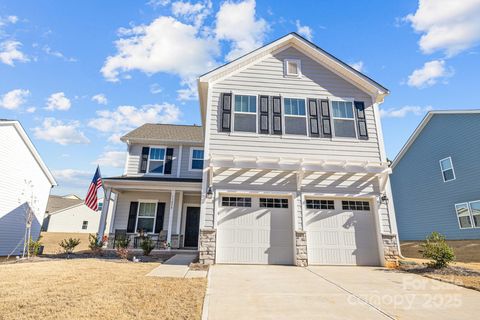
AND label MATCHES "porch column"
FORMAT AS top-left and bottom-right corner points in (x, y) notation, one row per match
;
(166, 190), (176, 244)
(175, 191), (183, 234)
(97, 187), (112, 242)
(107, 192), (118, 234)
